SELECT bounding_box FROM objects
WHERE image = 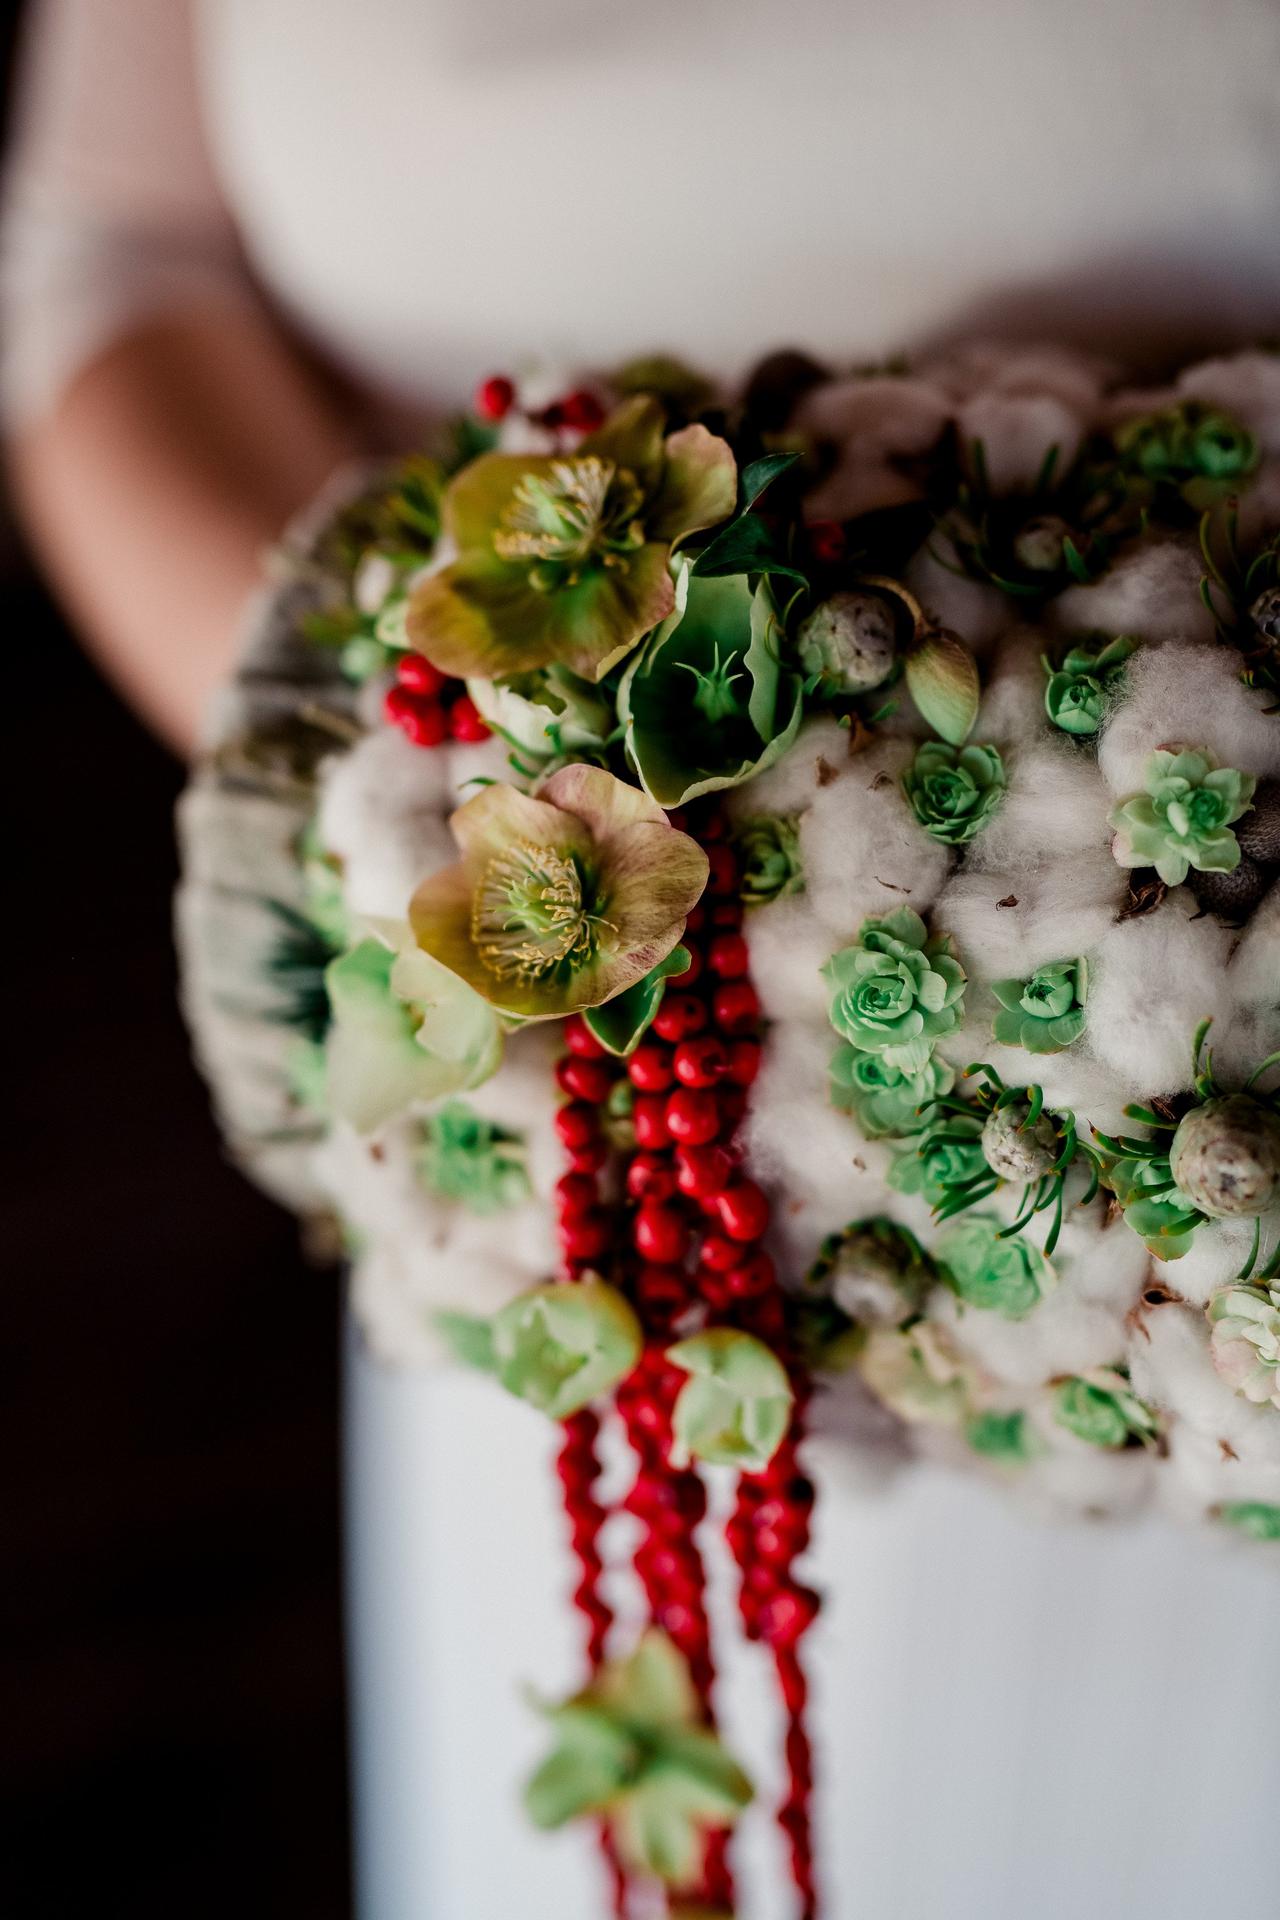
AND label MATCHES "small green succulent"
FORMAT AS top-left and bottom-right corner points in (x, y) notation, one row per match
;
(734, 814), (804, 907)
(903, 740), (1007, 846)
(1053, 1369), (1159, 1448)
(489, 1280), (643, 1419)
(1041, 634), (1136, 736)
(830, 1045), (955, 1138)
(417, 1101), (529, 1212)
(937, 1213), (1055, 1320)
(666, 1329), (794, 1471)
(991, 957), (1088, 1055)
(1208, 1281), (1280, 1411)
(1111, 399), (1258, 509)
(1217, 1501), (1280, 1542)
(1108, 747), (1255, 887)
(966, 1409), (1039, 1463)
(888, 1109), (988, 1208)
(822, 907), (966, 1077)
(805, 1217), (935, 1328)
